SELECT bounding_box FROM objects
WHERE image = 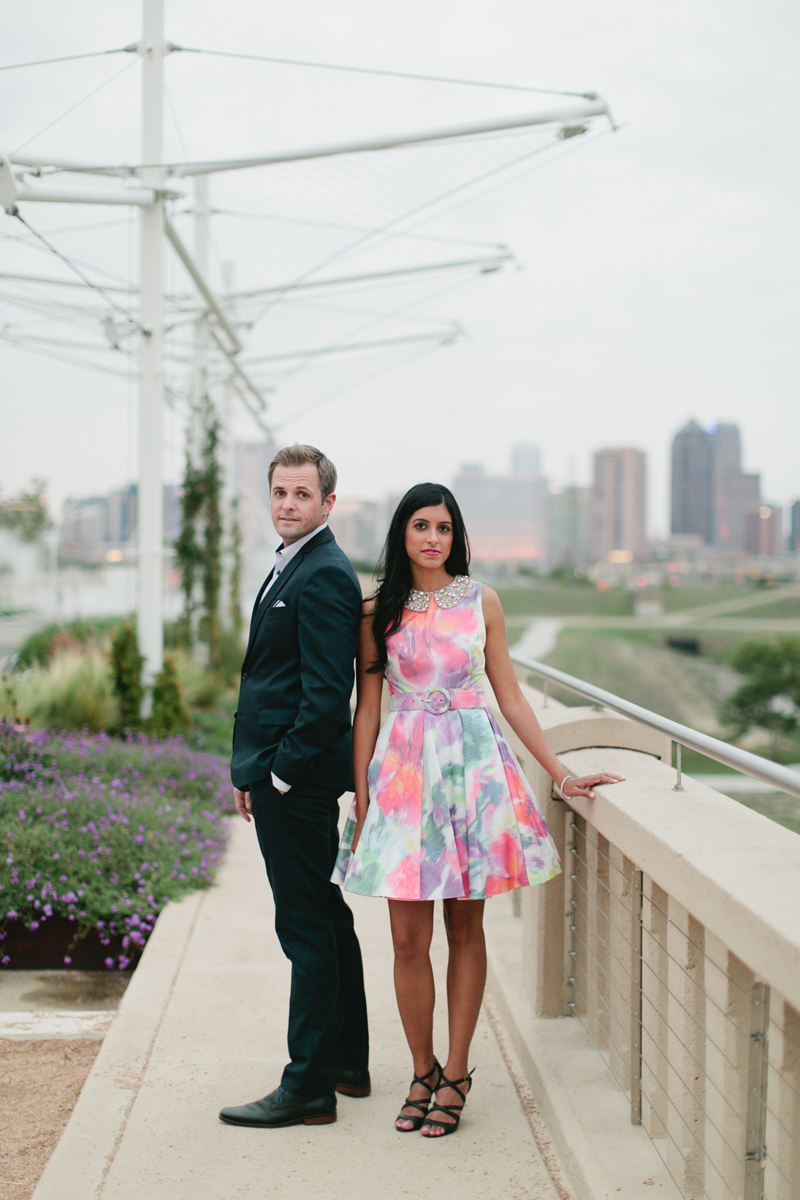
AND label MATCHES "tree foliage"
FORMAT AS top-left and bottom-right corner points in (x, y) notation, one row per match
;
(0, 478), (49, 541)
(722, 637), (800, 747)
